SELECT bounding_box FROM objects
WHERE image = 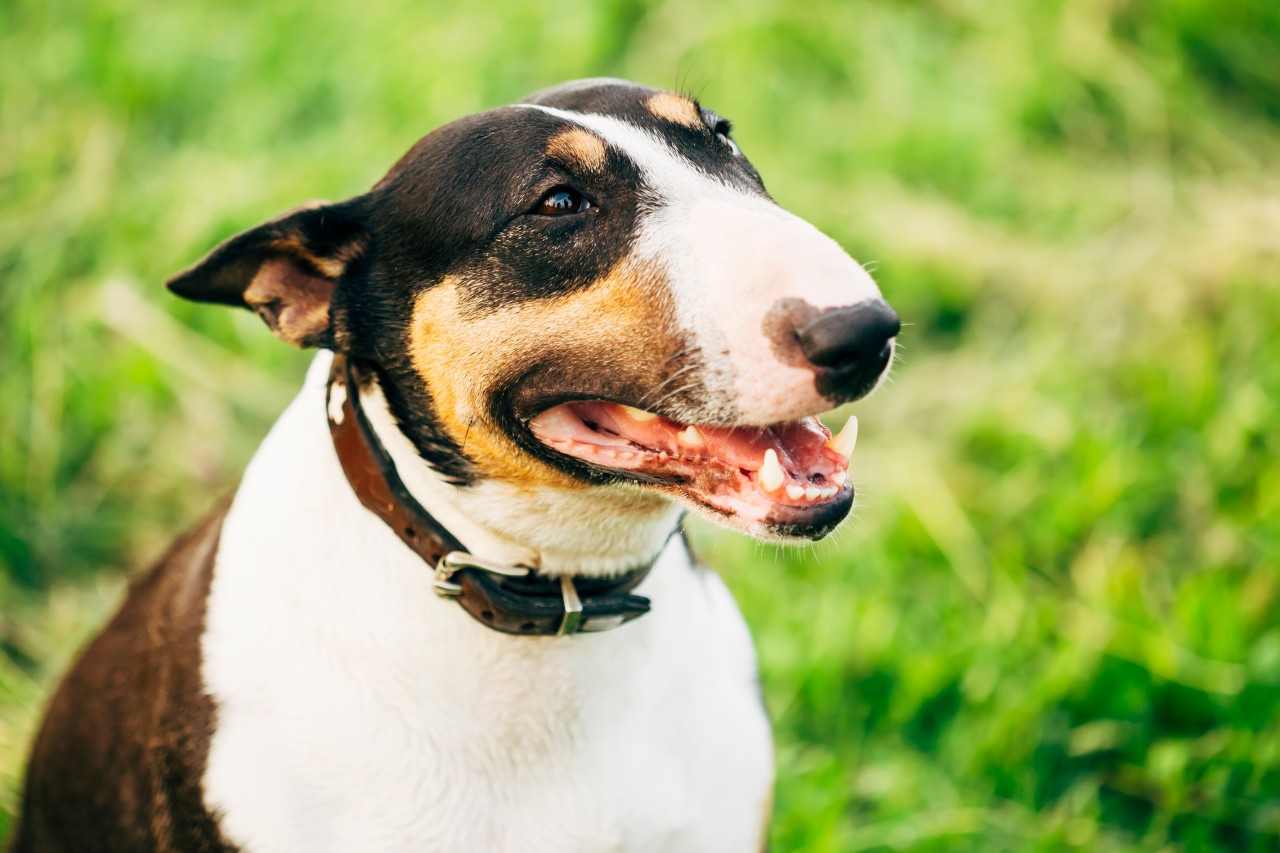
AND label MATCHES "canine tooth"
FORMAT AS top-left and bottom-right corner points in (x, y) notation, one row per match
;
(679, 425), (705, 446)
(826, 415), (858, 459)
(621, 405), (658, 422)
(759, 449), (784, 492)
(833, 470), (848, 486)
(786, 484), (805, 501)
(804, 485), (821, 501)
